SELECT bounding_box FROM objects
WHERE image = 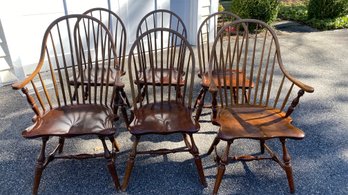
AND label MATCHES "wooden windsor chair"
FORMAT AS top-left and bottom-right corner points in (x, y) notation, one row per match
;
(11, 14), (123, 194)
(133, 9), (188, 104)
(69, 7), (130, 124)
(194, 11), (244, 121)
(136, 9), (187, 38)
(121, 28), (207, 191)
(206, 19), (314, 194)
